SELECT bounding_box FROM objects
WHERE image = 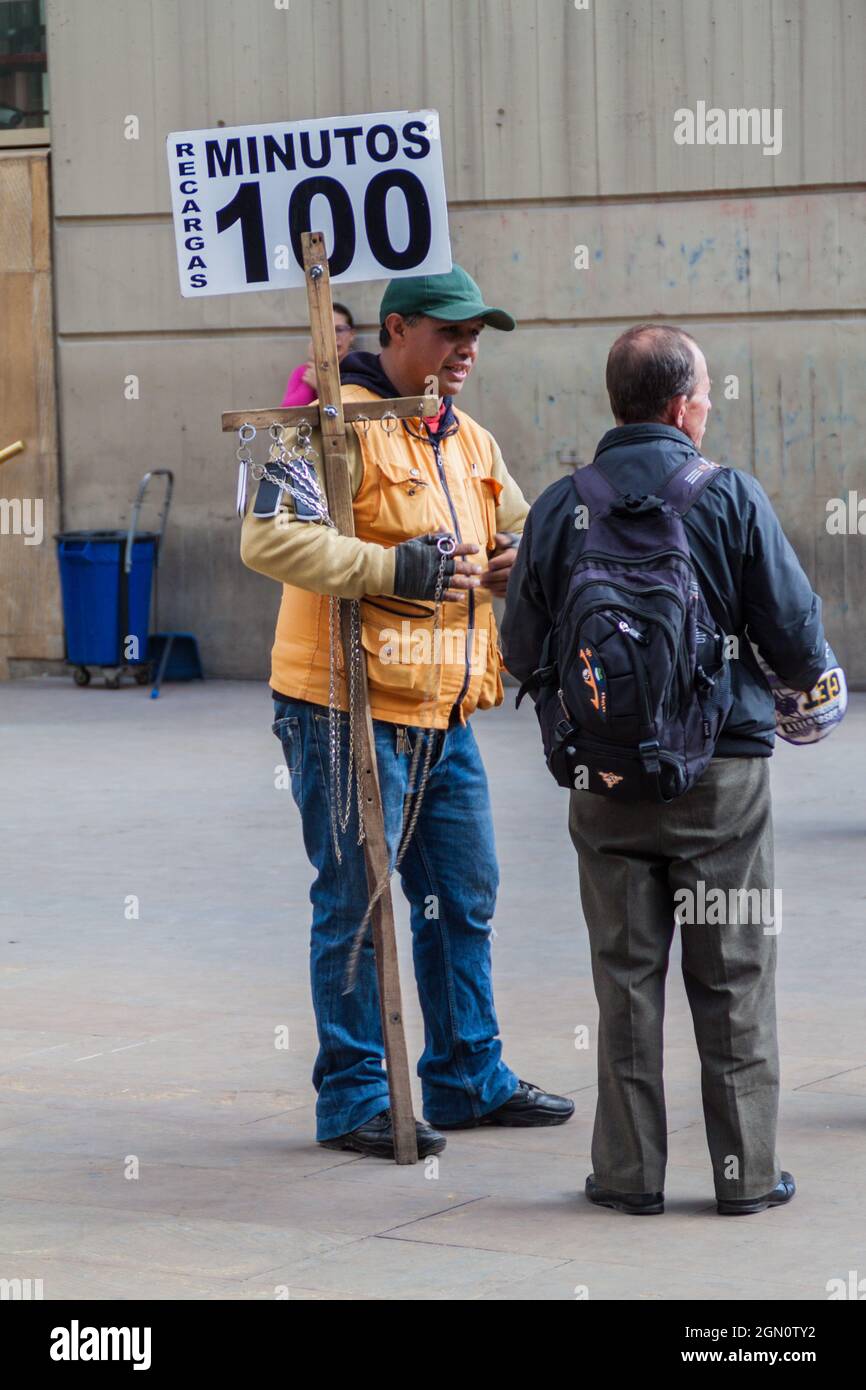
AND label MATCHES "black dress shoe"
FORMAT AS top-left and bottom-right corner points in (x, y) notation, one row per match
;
(437, 1079), (575, 1130)
(585, 1173), (664, 1215)
(318, 1109), (446, 1160)
(717, 1171), (796, 1216)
